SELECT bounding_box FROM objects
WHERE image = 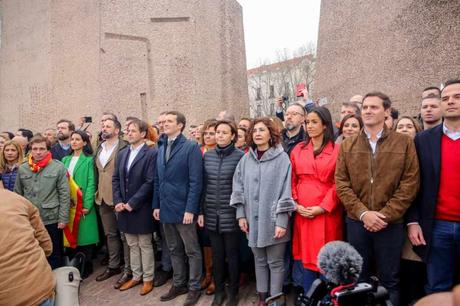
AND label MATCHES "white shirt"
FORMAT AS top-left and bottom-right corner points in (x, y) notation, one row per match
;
(68, 156), (80, 176)
(127, 143), (145, 171)
(443, 123), (460, 141)
(99, 140), (119, 168)
(364, 128), (383, 154)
